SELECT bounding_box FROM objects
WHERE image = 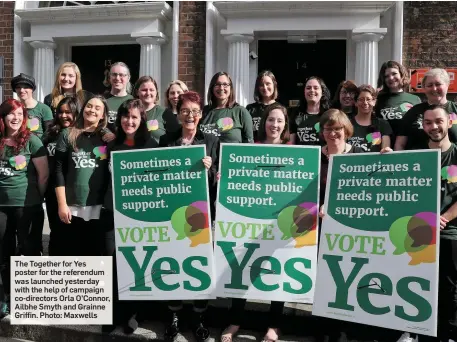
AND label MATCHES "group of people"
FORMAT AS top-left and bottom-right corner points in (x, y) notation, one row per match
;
(0, 59), (455, 342)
